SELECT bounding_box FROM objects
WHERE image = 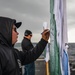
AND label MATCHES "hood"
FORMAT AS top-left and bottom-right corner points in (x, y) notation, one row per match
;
(0, 16), (22, 47)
